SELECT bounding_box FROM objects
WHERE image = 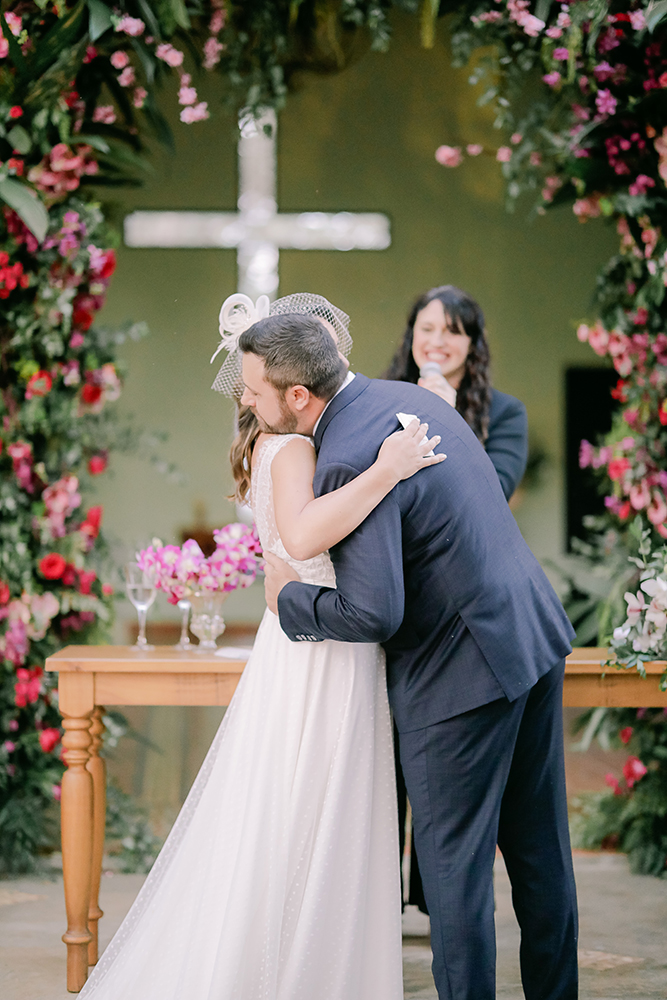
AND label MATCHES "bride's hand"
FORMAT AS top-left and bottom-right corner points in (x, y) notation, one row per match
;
(377, 419), (446, 482)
